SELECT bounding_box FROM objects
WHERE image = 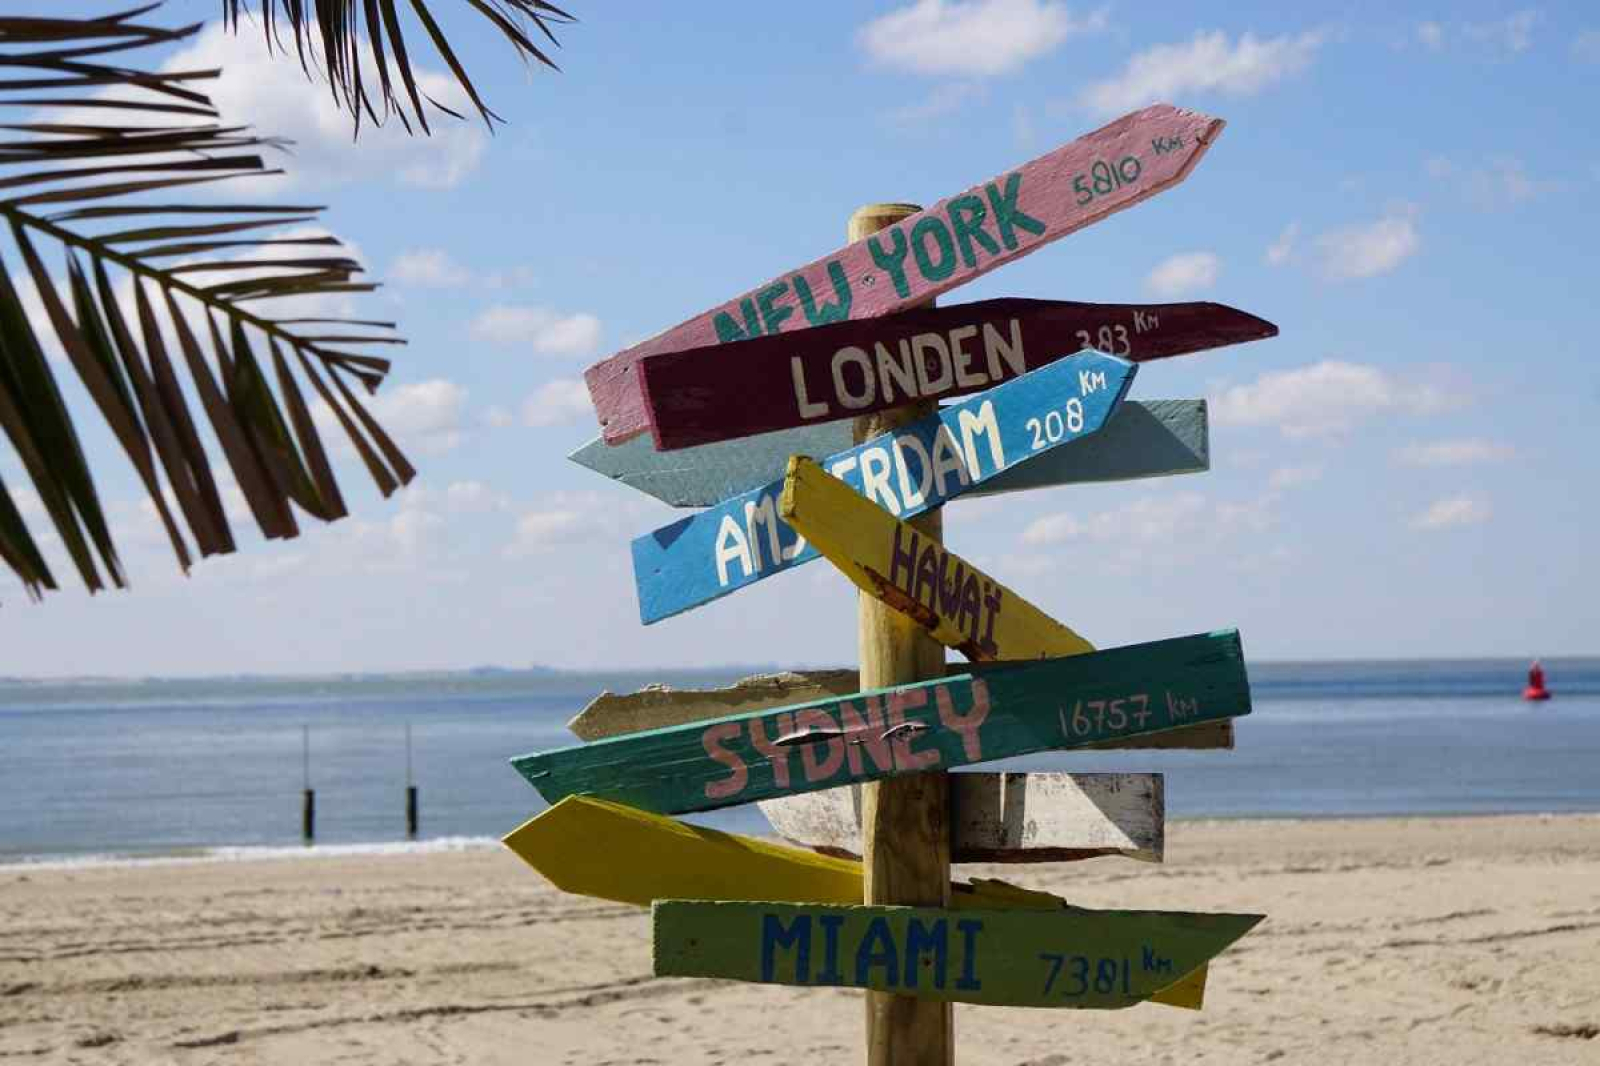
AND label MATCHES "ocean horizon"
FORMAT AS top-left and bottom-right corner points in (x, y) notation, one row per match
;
(4, 655), (1597, 865)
